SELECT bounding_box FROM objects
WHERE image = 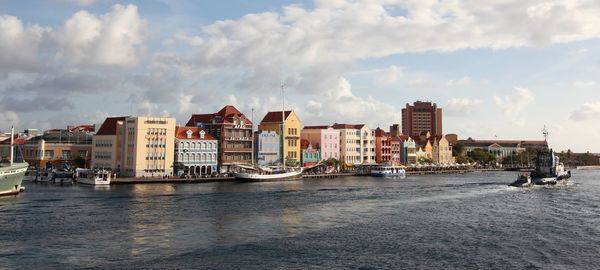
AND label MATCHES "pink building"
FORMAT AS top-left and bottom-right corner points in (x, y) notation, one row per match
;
(301, 126), (340, 161)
